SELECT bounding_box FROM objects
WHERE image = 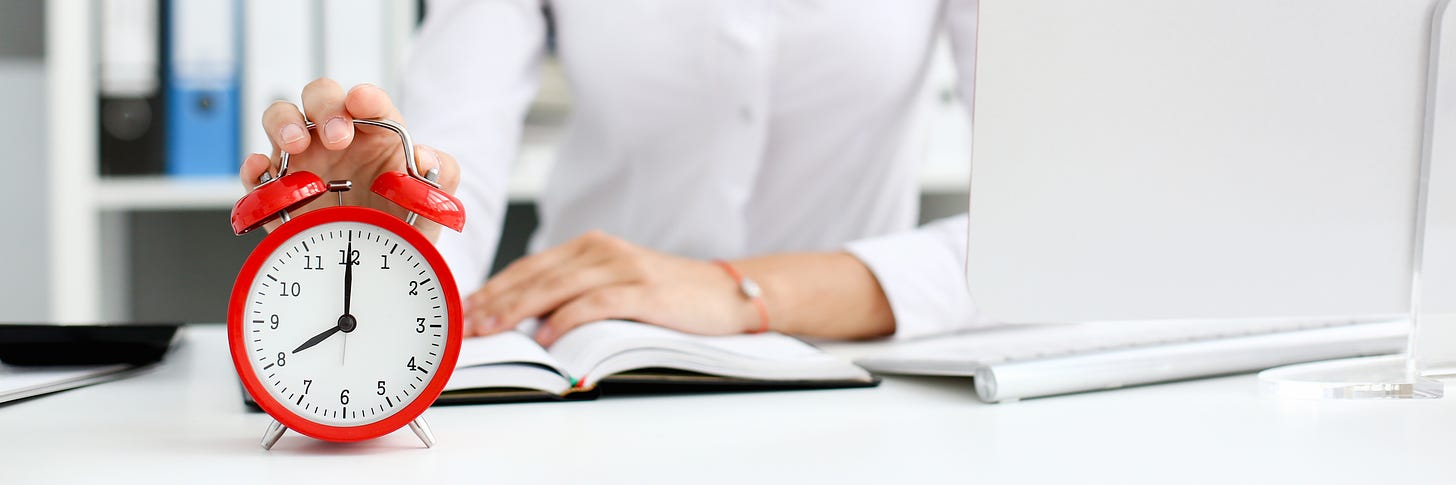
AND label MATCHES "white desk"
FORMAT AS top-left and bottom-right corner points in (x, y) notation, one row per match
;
(3, 326), (1454, 484)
